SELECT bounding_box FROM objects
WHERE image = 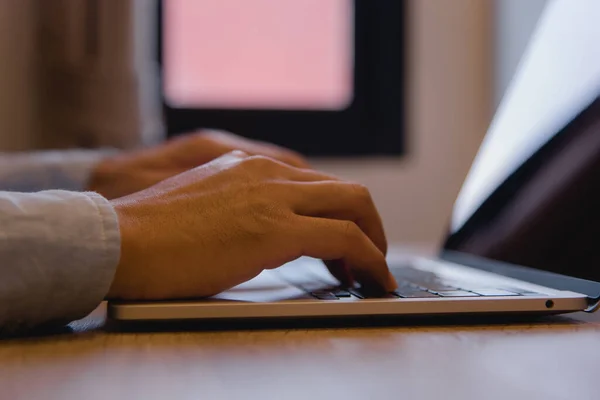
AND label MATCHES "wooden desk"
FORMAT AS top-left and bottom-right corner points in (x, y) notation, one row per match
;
(2, 247), (600, 400)
(1, 305), (599, 400)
